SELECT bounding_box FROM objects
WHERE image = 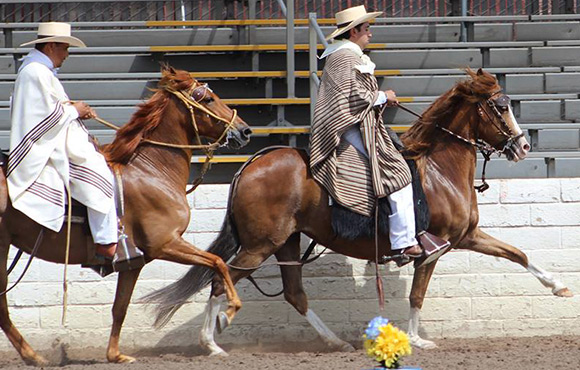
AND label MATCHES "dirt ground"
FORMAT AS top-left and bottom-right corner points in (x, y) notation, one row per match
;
(0, 335), (578, 369)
